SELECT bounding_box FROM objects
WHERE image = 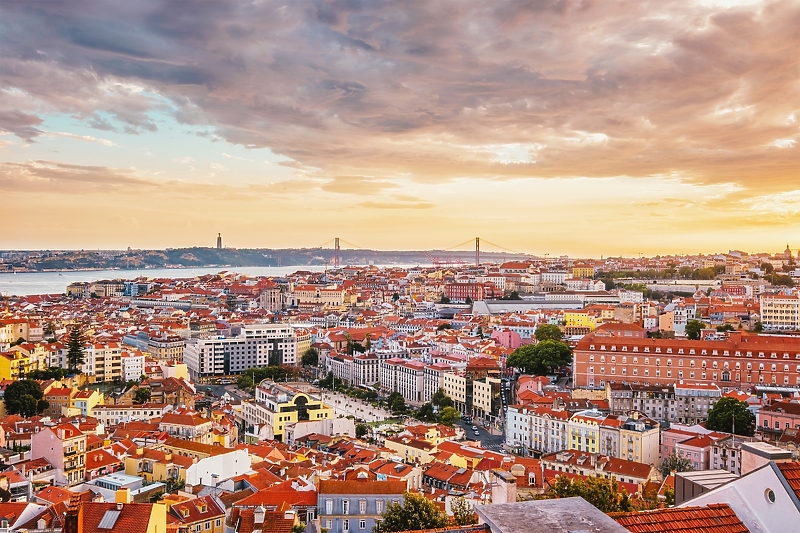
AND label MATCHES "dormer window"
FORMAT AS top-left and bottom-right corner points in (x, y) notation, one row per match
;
(622, 346), (628, 351)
